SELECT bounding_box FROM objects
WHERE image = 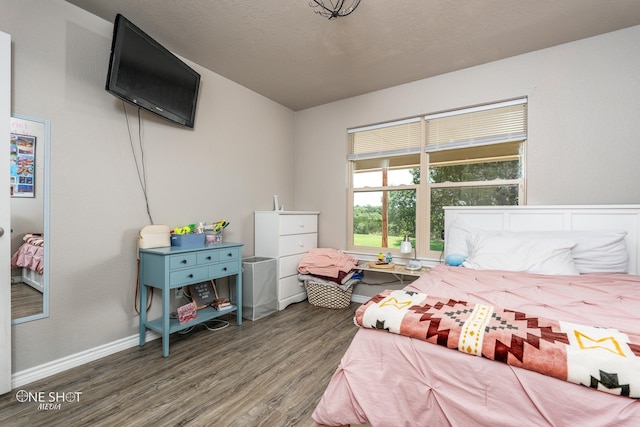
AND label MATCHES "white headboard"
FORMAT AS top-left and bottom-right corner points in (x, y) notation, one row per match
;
(444, 205), (640, 274)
